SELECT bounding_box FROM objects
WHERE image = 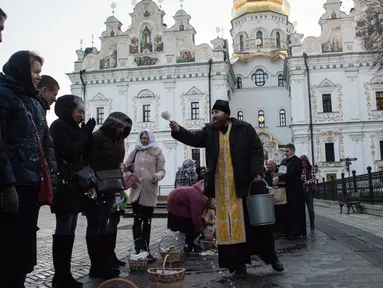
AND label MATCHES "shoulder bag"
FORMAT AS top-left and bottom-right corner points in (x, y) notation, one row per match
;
(96, 169), (125, 194)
